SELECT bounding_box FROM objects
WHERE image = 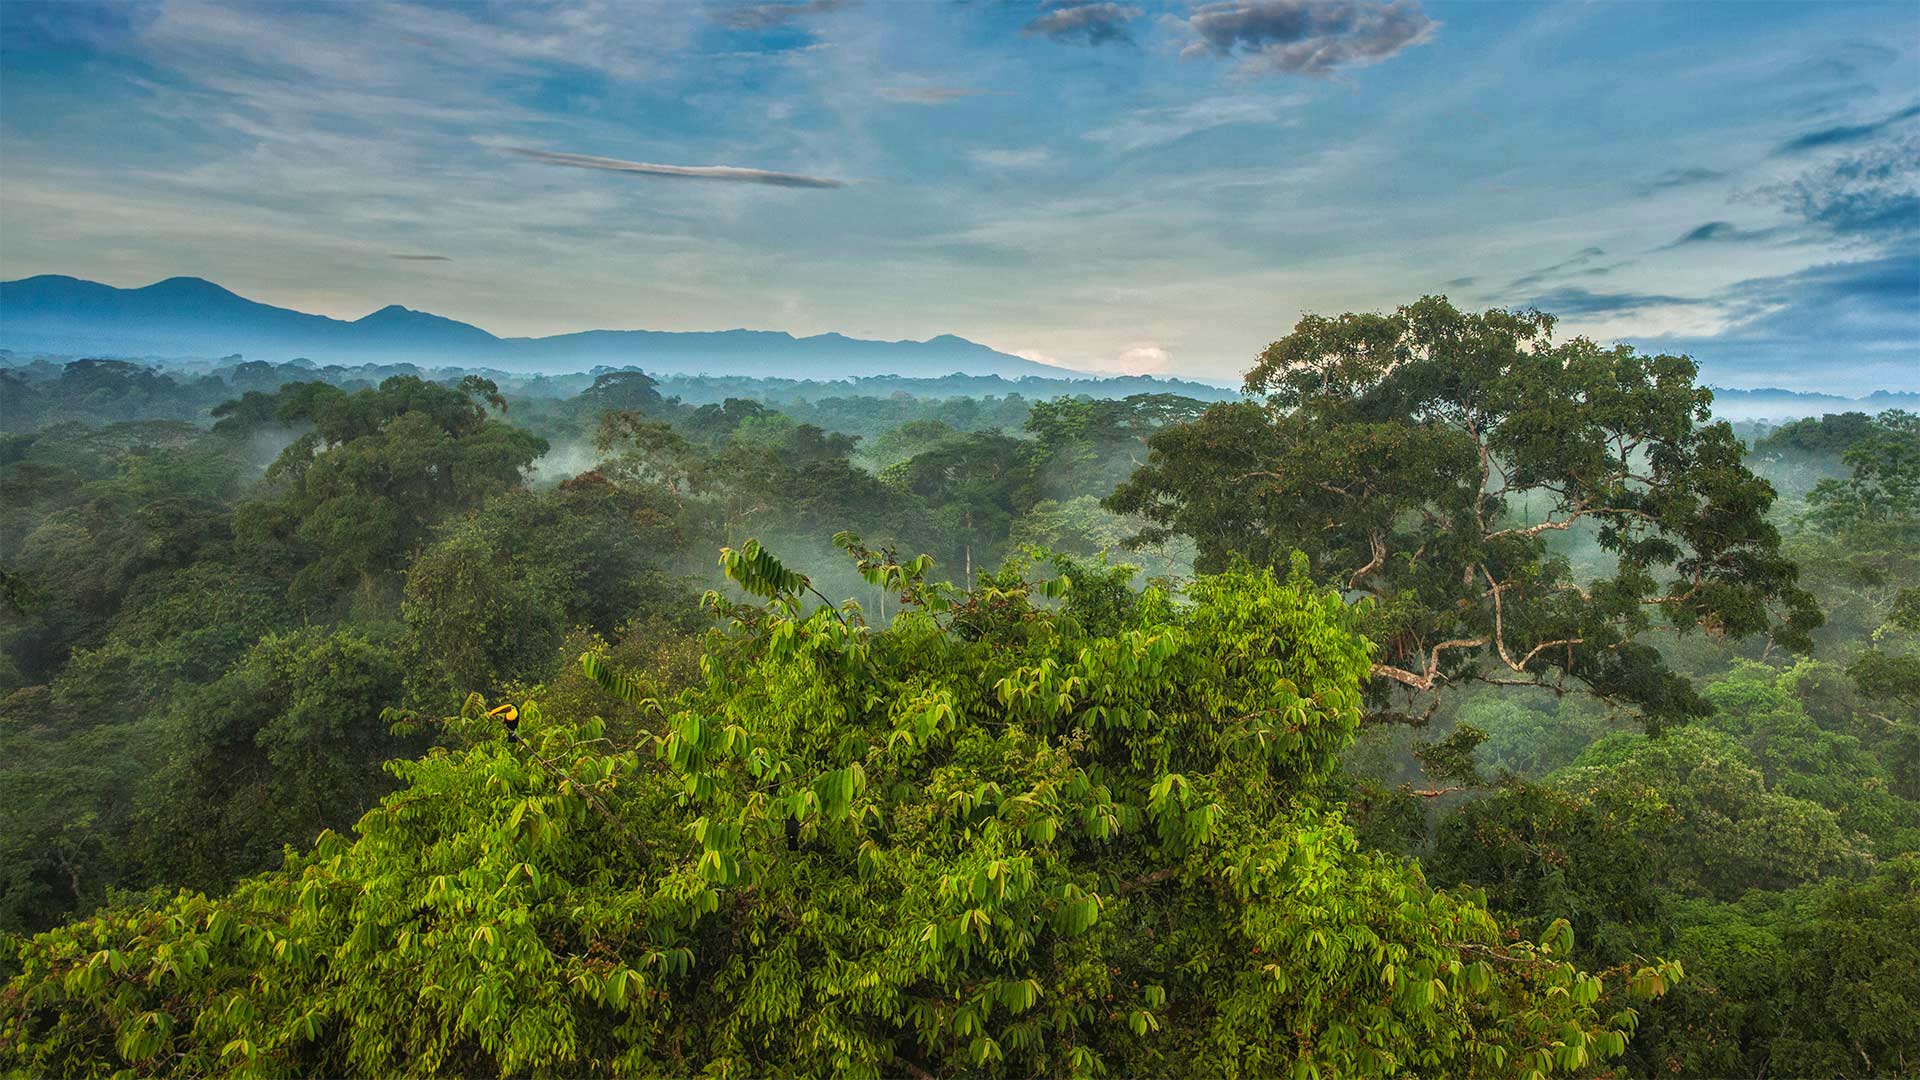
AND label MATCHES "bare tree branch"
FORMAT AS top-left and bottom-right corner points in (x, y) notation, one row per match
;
(1347, 531), (1387, 591)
